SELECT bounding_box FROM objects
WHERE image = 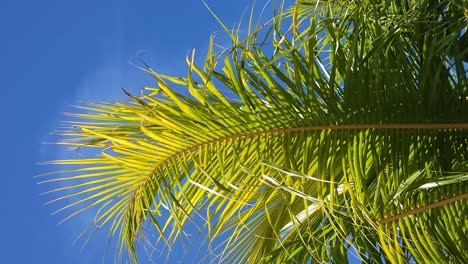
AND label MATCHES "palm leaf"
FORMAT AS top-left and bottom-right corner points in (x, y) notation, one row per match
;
(41, 0), (468, 263)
